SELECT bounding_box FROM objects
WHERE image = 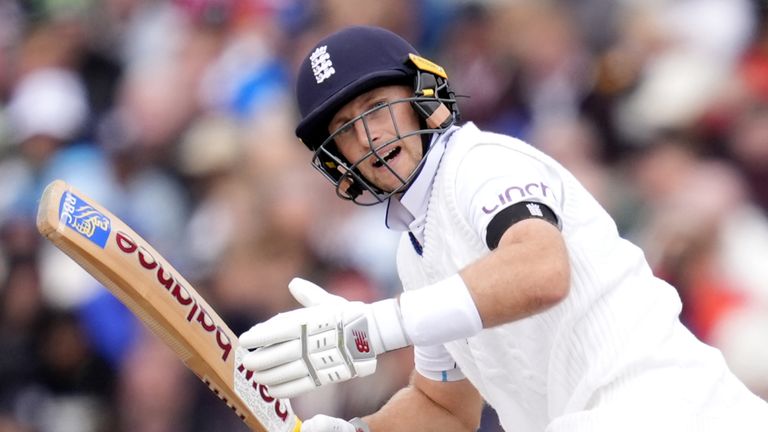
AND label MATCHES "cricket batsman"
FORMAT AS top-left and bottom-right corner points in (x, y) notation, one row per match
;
(240, 26), (768, 431)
